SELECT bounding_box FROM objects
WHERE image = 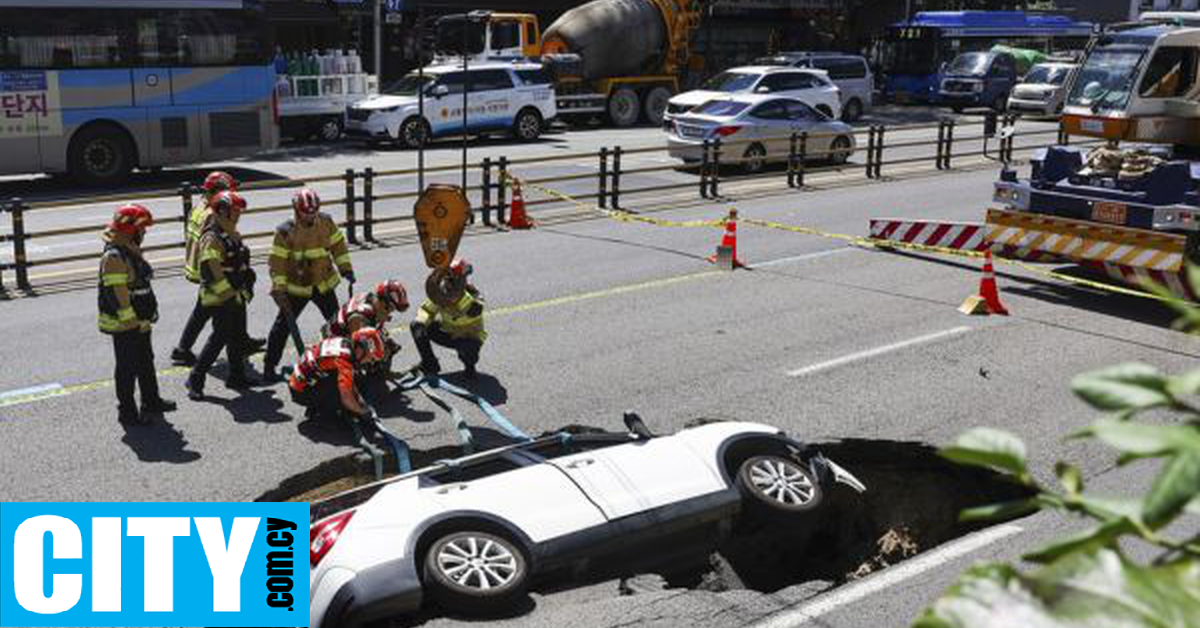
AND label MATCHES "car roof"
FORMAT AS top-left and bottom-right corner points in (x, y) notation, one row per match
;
(726, 65), (827, 76)
(696, 93), (804, 106)
(421, 61), (534, 74)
